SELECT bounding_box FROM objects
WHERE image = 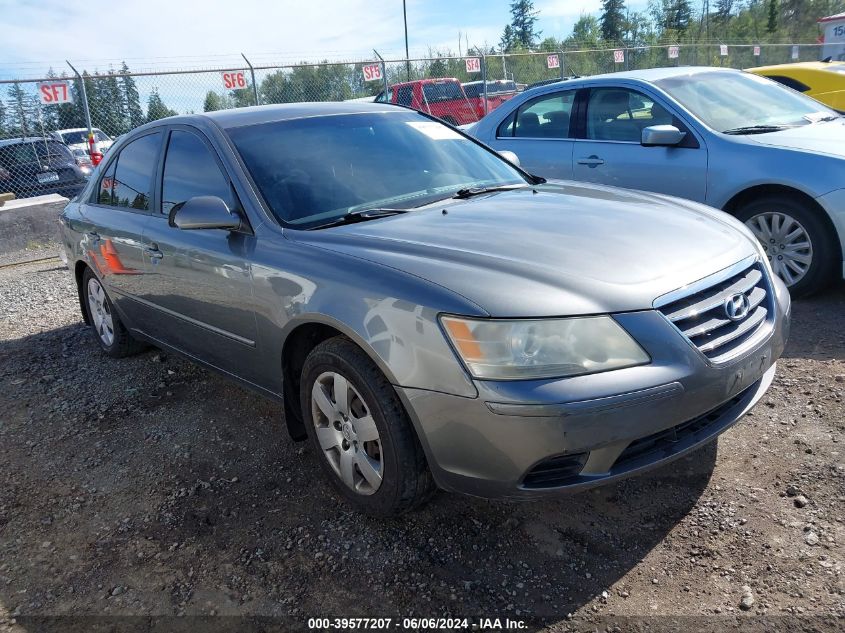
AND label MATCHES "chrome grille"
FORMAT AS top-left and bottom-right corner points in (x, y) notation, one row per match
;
(657, 259), (772, 363)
